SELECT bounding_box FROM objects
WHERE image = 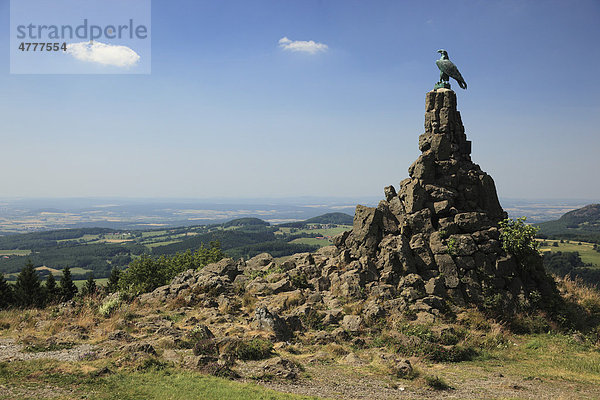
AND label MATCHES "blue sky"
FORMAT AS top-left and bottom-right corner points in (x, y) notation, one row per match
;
(0, 0), (598, 200)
